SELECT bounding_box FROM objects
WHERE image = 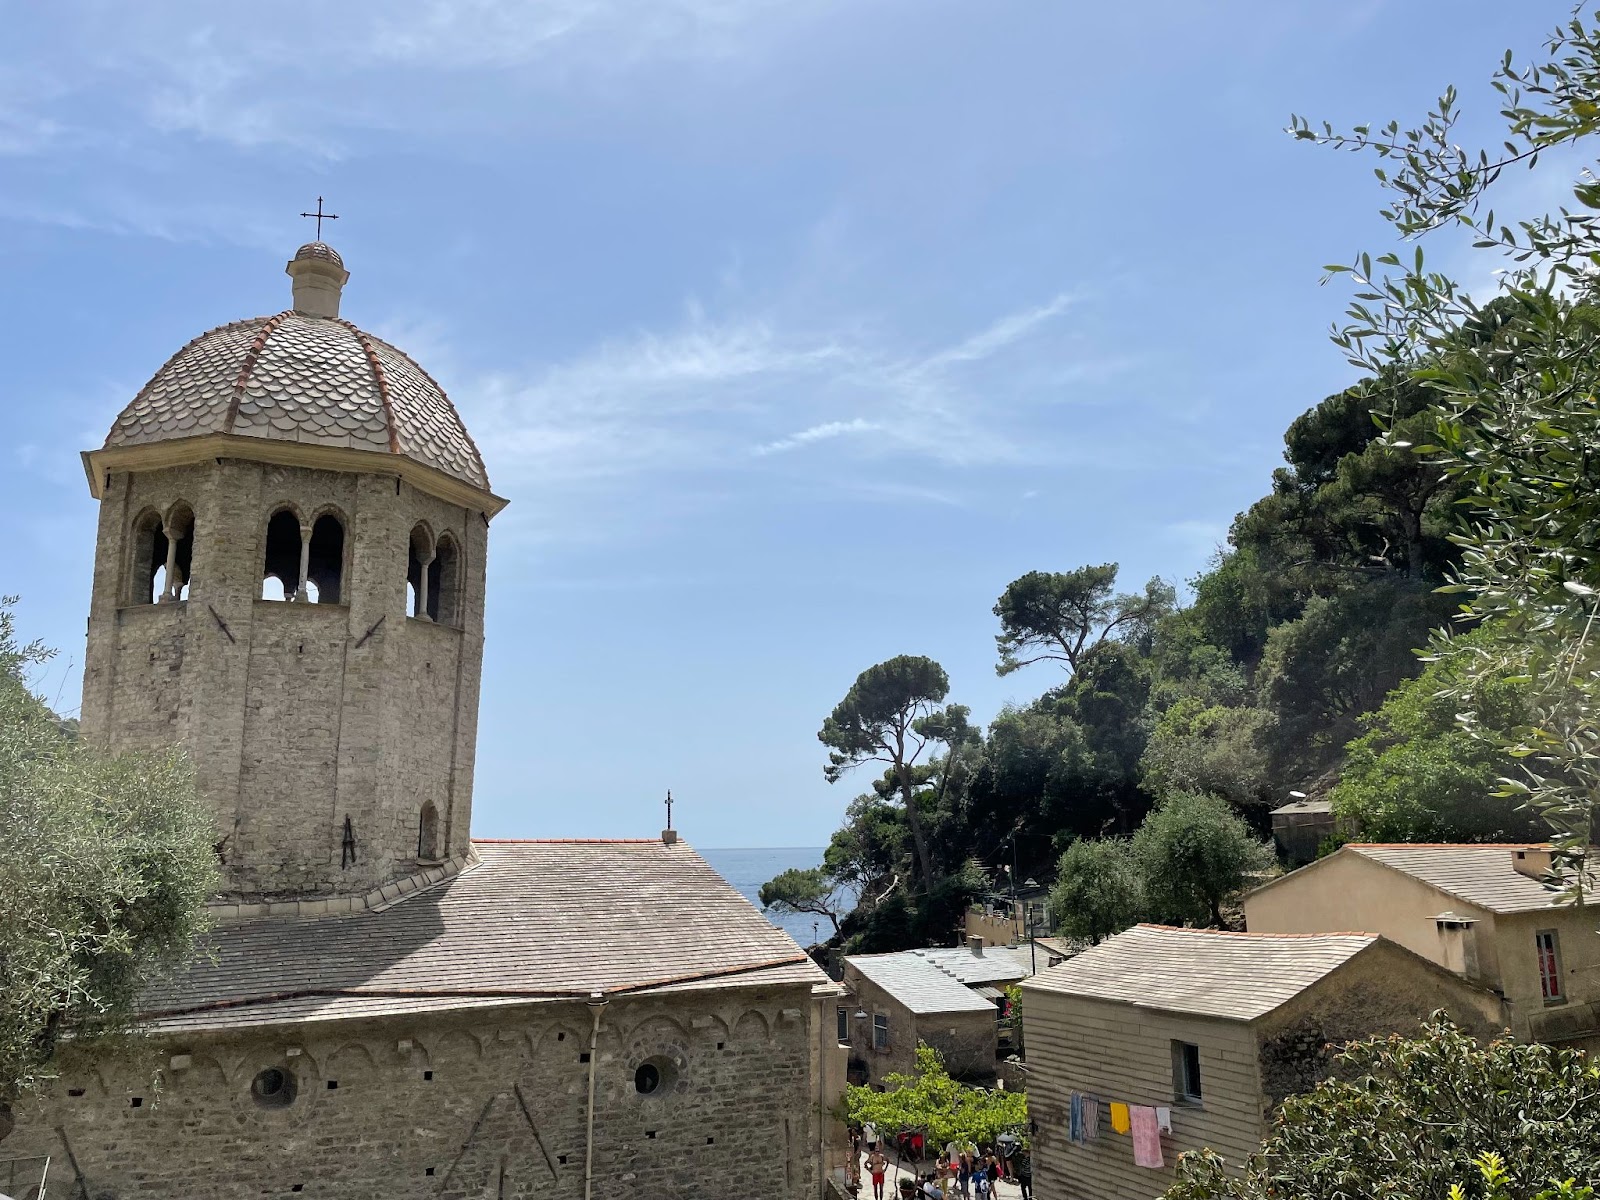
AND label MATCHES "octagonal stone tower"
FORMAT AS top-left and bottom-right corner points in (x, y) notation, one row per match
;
(79, 242), (507, 903)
